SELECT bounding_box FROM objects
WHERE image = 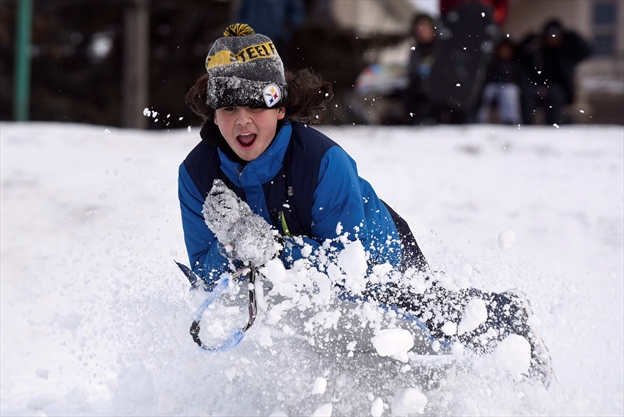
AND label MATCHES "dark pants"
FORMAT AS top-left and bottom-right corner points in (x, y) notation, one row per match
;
(522, 83), (567, 125)
(382, 201), (429, 273)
